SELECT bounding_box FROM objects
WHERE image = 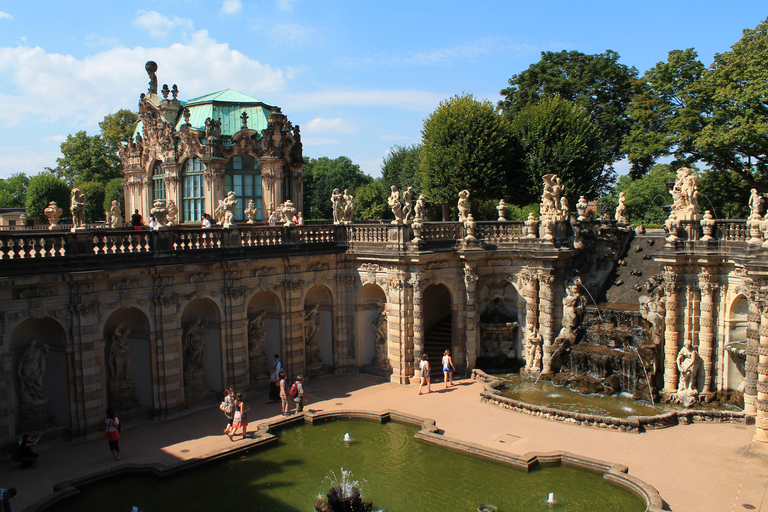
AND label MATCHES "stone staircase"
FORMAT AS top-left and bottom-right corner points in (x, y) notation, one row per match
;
(423, 316), (452, 378)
